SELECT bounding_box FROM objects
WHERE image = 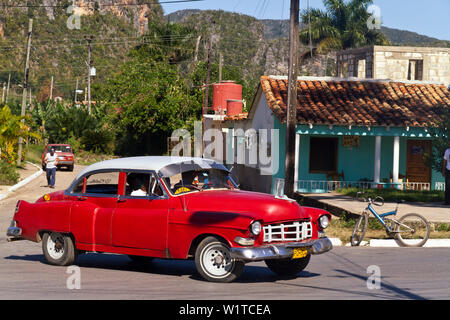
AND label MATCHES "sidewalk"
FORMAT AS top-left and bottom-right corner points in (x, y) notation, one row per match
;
(0, 162), (43, 201)
(298, 192), (450, 223)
